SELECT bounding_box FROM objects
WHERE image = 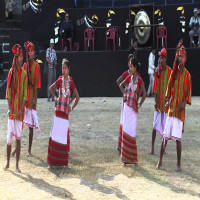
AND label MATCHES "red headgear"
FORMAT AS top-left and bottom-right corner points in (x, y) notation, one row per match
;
(24, 41), (35, 52)
(178, 49), (187, 57)
(160, 48), (167, 57)
(12, 44), (23, 57)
